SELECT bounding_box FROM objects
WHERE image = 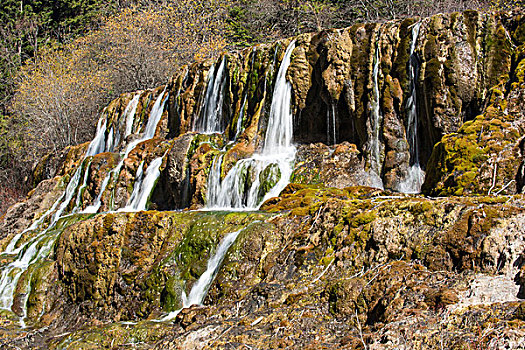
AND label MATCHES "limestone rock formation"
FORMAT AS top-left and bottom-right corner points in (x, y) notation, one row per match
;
(0, 9), (524, 349)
